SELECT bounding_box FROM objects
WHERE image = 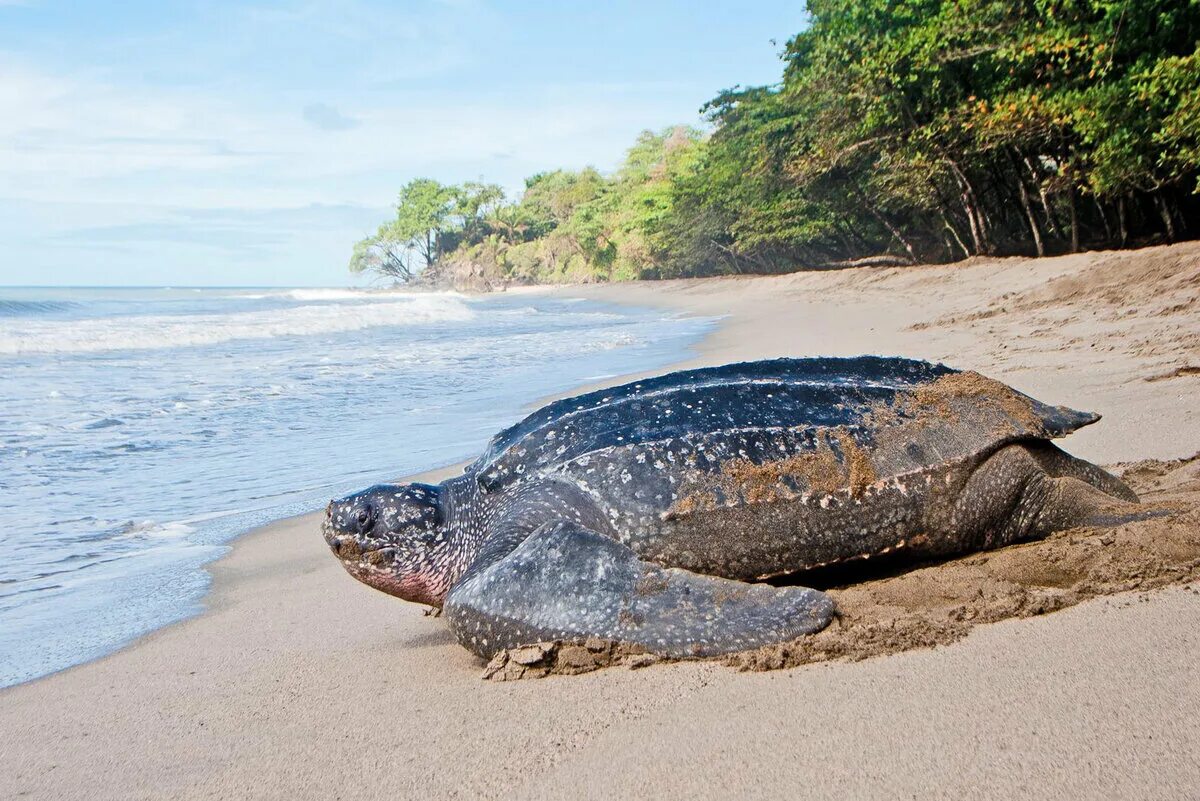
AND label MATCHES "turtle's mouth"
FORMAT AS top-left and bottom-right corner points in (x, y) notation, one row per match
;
(322, 520), (394, 562)
(323, 520), (406, 587)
